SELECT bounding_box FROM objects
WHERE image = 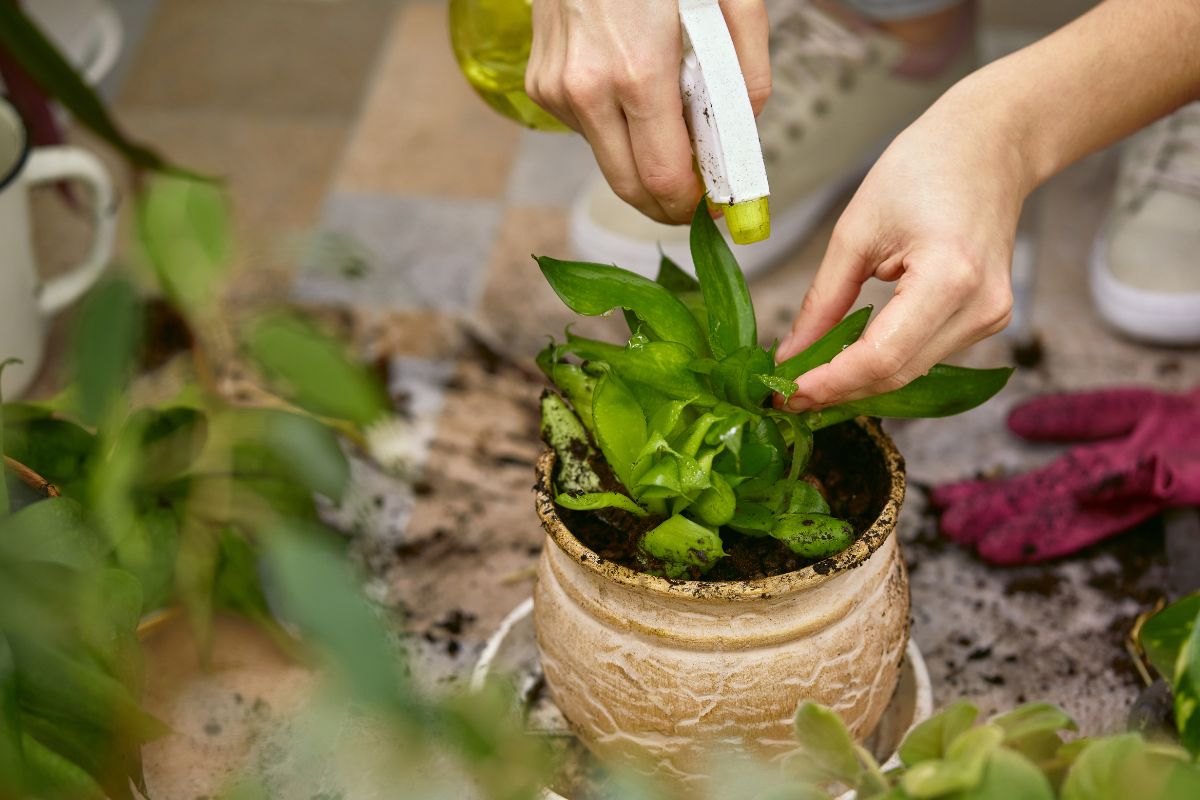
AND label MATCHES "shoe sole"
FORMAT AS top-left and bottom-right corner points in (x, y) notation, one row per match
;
(1089, 231), (1200, 345)
(569, 163), (872, 281)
